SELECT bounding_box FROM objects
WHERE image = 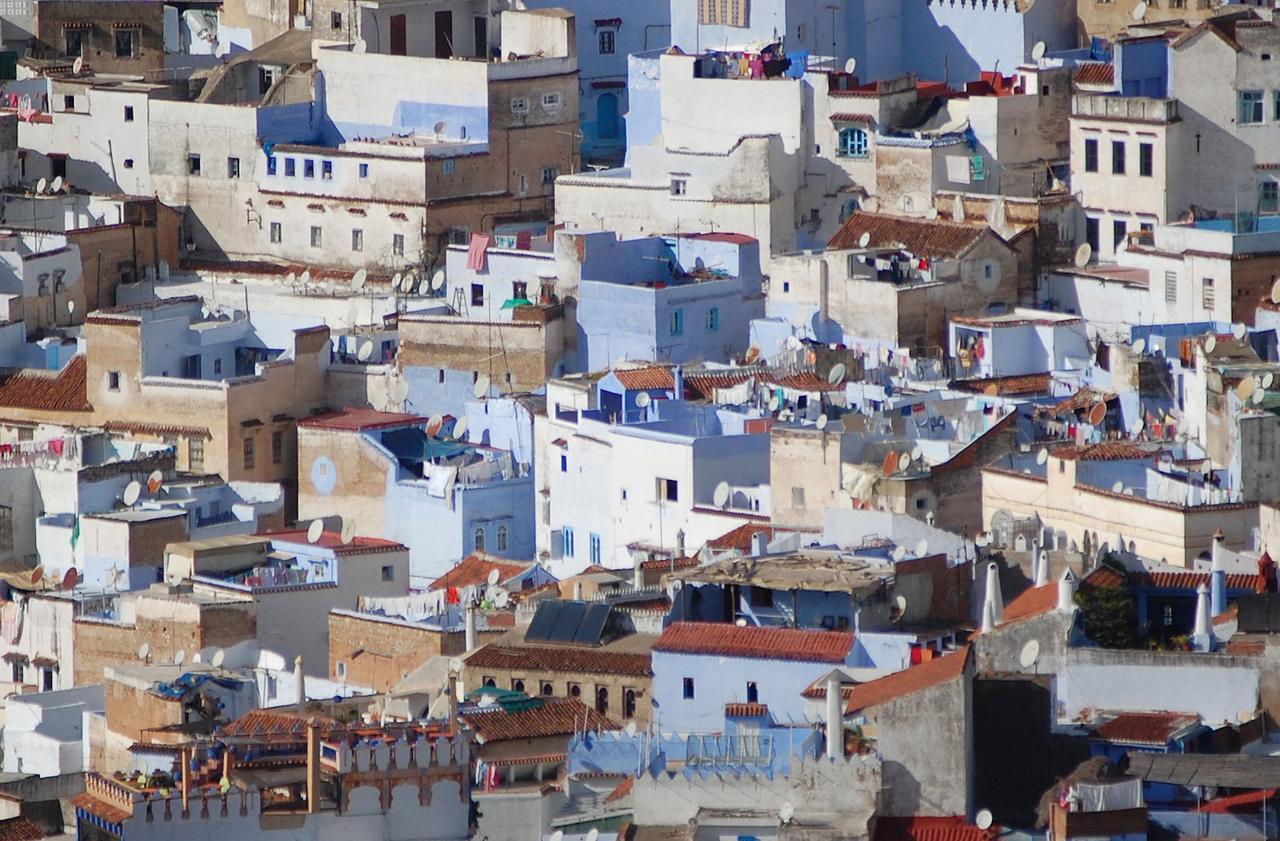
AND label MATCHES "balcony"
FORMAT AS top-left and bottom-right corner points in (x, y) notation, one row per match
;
(1071, 94), (1178, 124)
